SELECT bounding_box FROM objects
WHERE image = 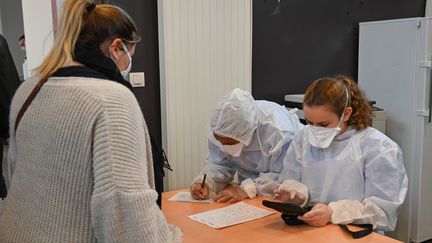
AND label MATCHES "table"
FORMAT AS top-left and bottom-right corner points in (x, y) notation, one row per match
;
(162, 189), (402, 243)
